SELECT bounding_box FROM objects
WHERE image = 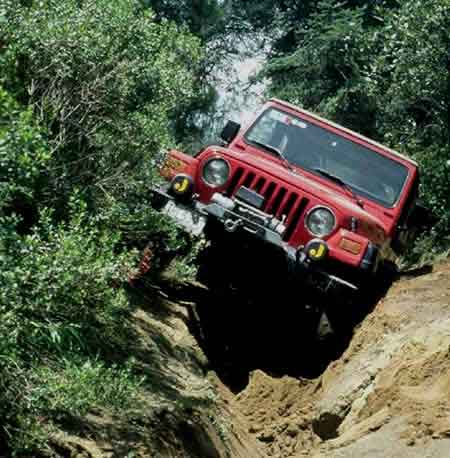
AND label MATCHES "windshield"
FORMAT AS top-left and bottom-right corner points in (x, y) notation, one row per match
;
(245, 108), (409, 207)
